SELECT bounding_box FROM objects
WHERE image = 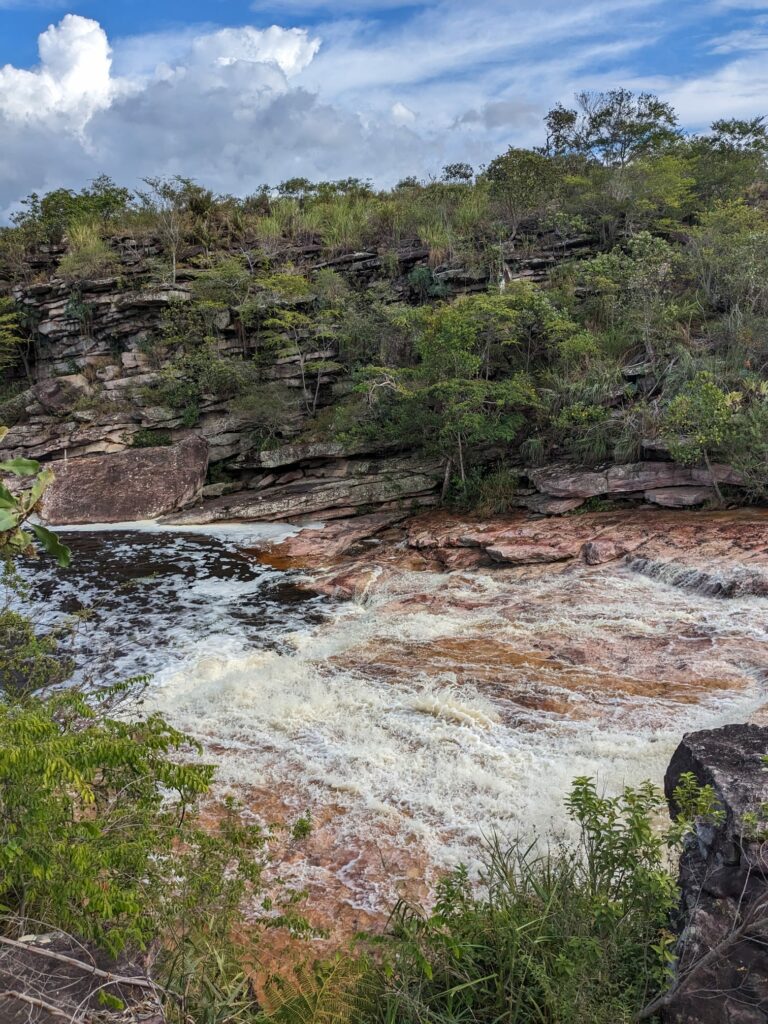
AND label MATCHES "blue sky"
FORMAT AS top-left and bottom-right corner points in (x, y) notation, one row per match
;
(0, 1), (767, 214)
